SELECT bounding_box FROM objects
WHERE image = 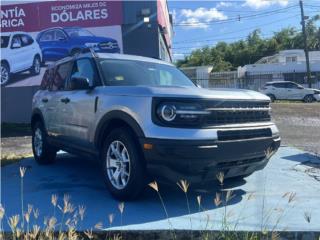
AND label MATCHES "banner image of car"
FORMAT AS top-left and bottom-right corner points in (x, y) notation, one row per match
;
(0, 1), (123, 87)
